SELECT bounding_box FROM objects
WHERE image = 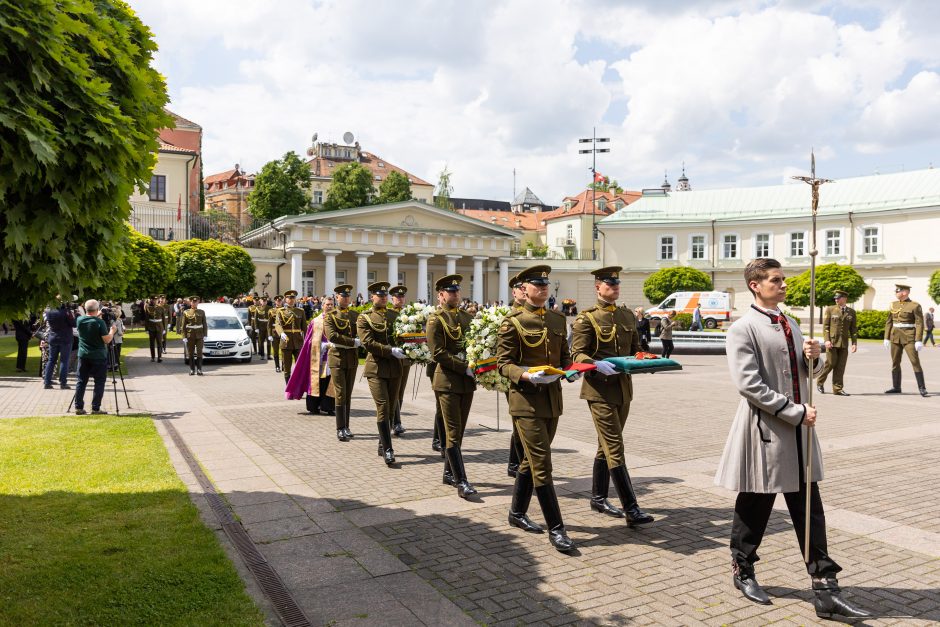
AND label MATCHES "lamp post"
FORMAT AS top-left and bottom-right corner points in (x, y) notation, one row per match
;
(578, 127), (610, 261)
(262, 272), (272, 296)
